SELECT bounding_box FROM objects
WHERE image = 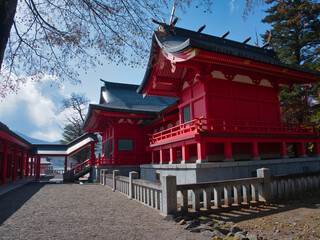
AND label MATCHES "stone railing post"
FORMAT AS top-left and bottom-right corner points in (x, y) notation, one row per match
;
(112, 170), (120, 192)
(162, 175), (177, 216)
(257, 168), (271, 202)
(129, 171), (139, 199)
(100, 169), (108, 185)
